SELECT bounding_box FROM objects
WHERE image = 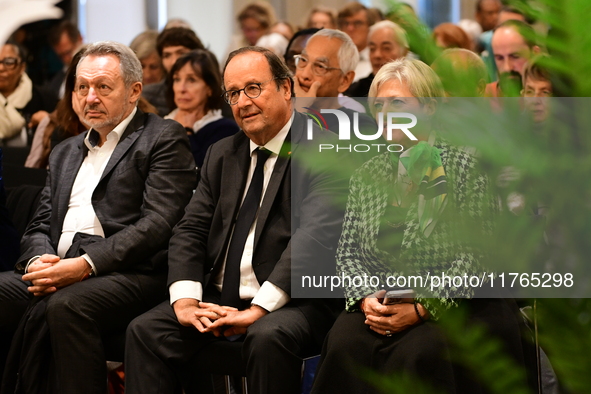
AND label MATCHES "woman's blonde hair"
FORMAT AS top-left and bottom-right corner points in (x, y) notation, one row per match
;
(368, 58), (444, 115)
